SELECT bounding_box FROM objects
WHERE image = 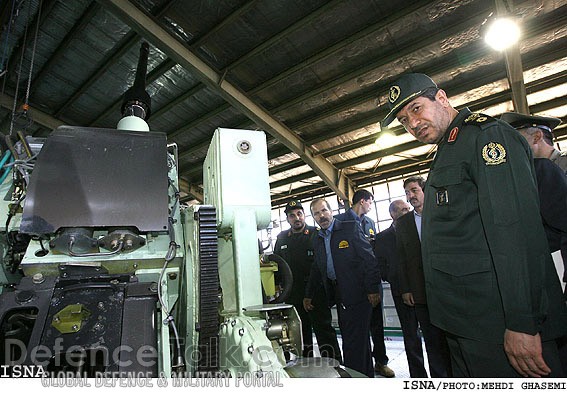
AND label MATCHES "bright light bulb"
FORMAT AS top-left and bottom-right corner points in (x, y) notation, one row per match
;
(484, 17), (521, 51)
(375, 131), (397, 149)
